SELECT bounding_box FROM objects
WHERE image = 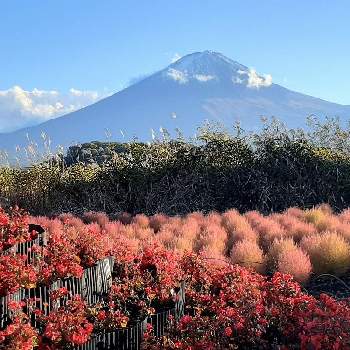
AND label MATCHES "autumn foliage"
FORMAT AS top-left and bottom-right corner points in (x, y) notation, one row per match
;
(1, 205), (350, 349)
